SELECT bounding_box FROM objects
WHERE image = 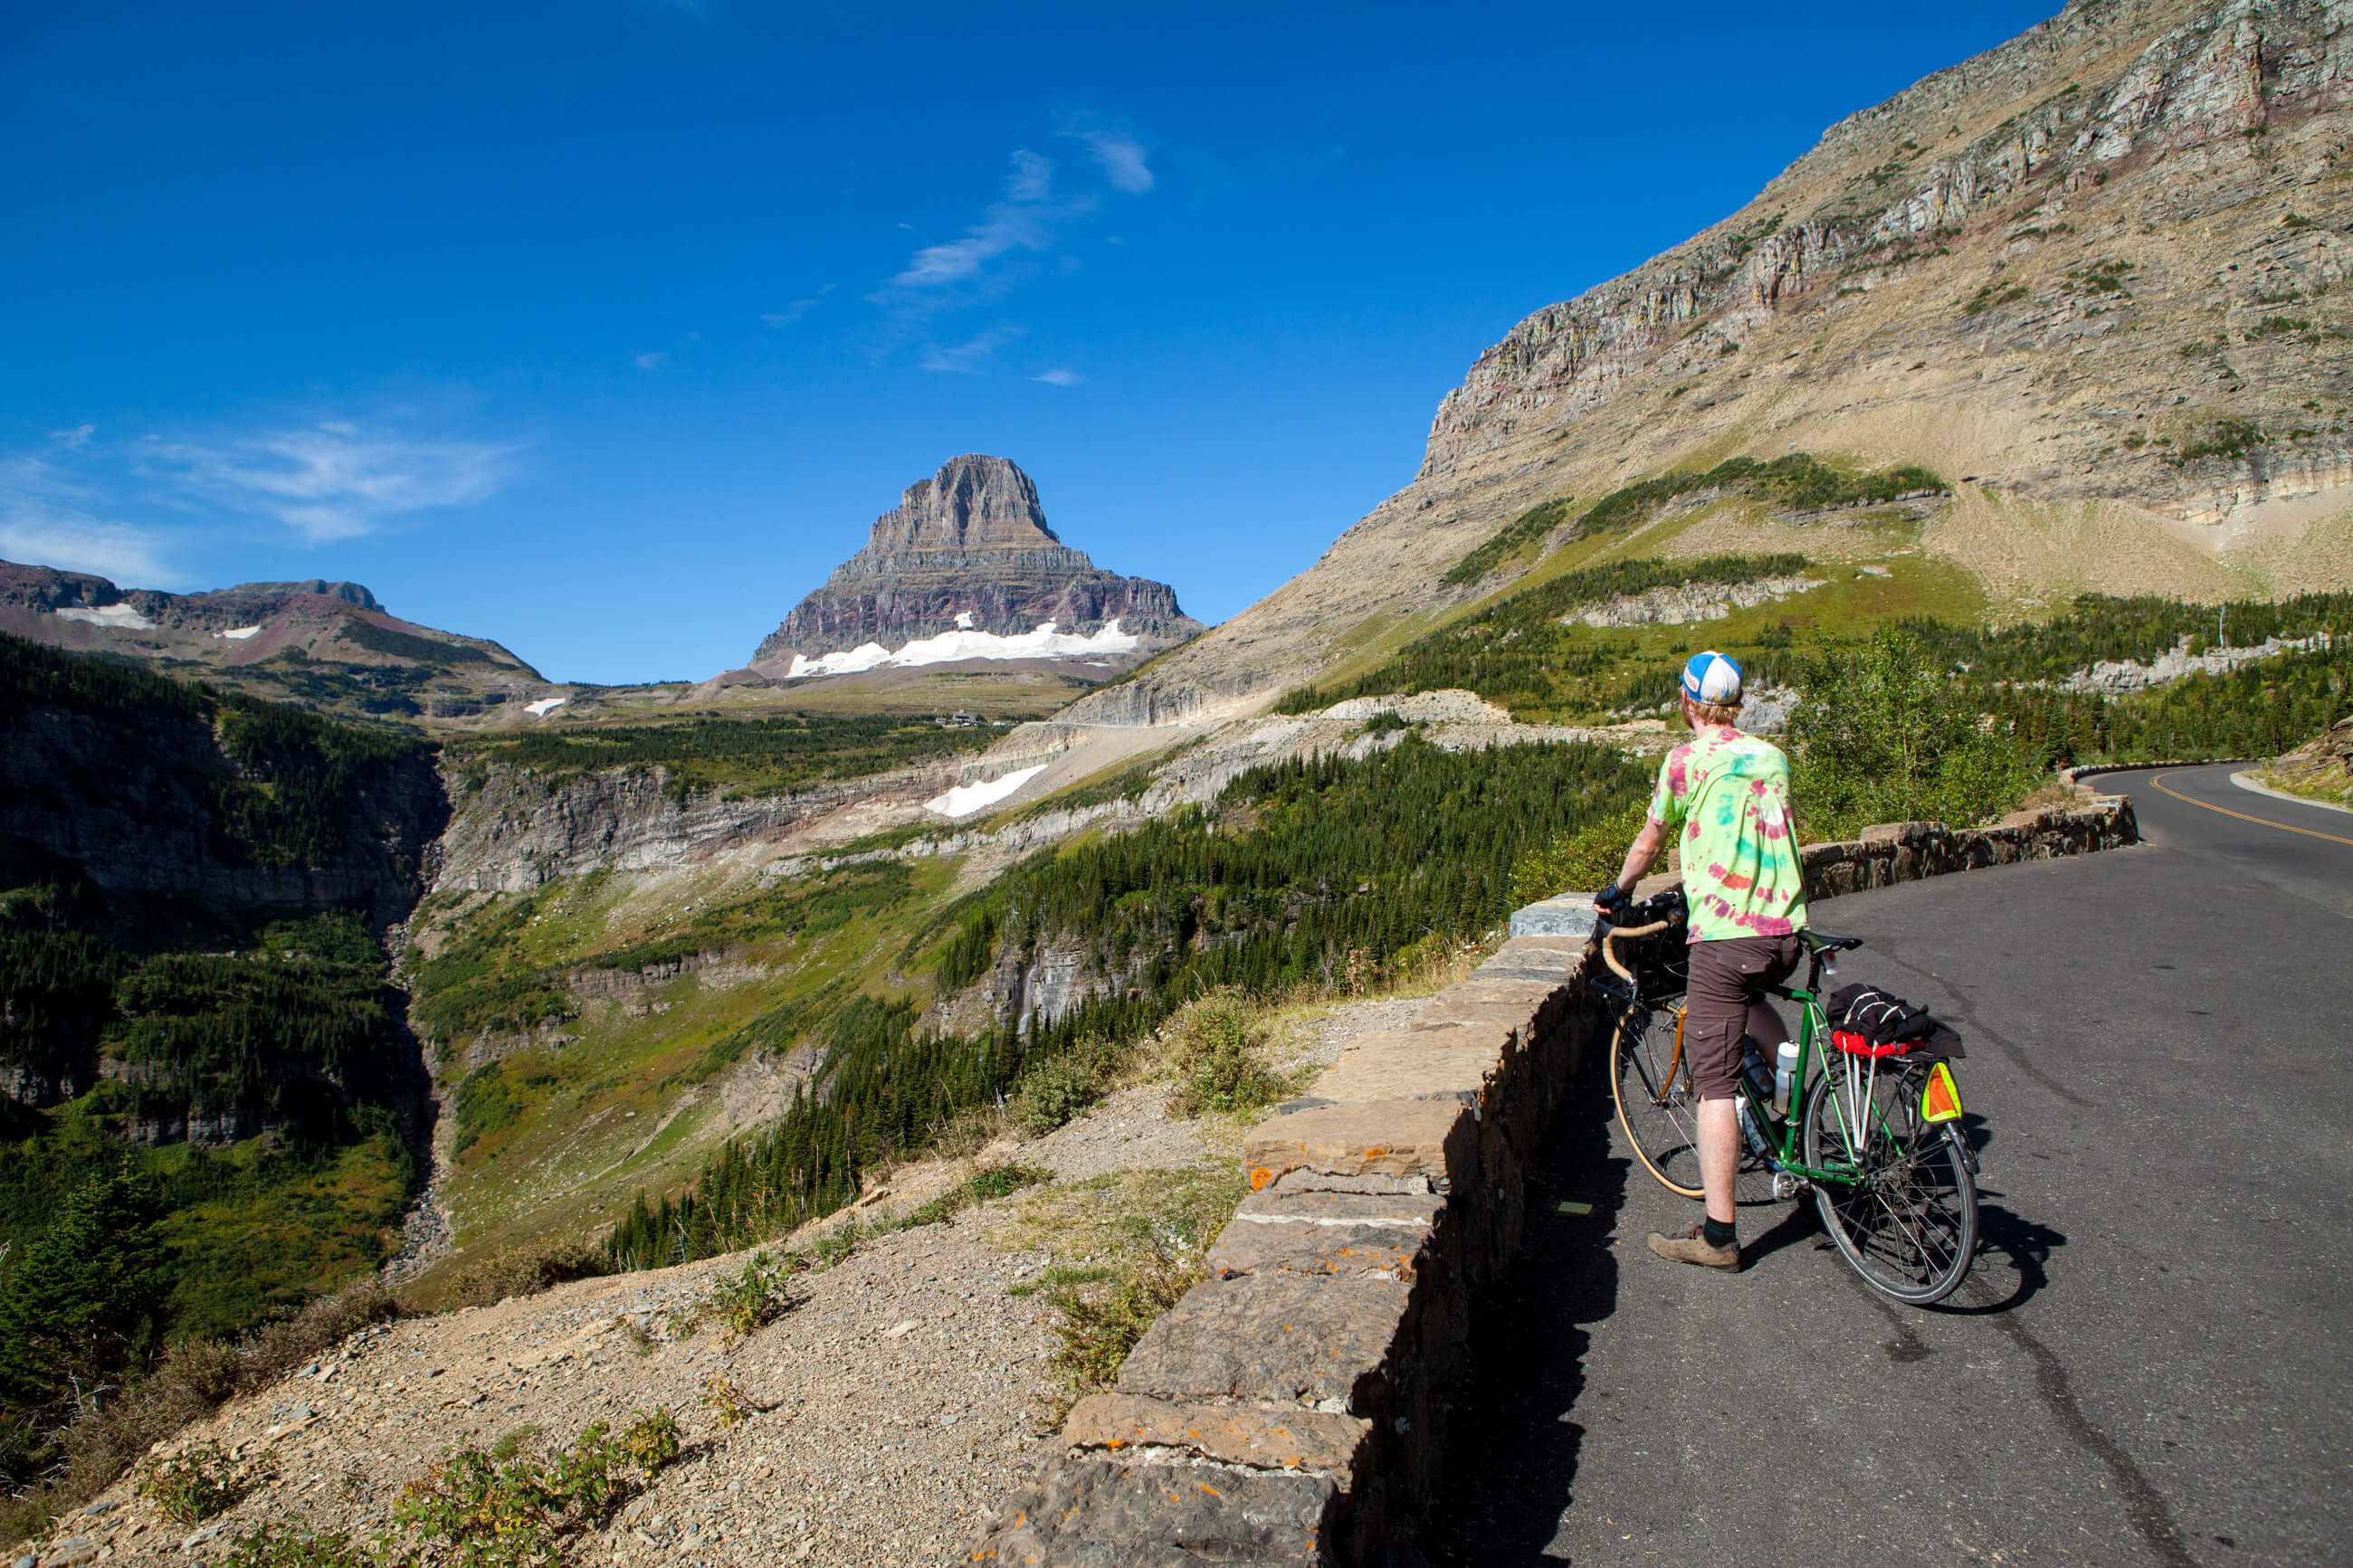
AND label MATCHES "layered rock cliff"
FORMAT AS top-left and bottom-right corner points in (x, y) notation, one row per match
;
(749, 454), (1203, 679)
(1064, 0), (2353, 729)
